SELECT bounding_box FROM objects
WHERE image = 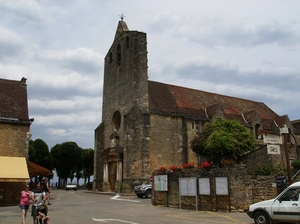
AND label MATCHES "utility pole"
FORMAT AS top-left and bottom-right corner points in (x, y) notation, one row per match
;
(280, 125), (291, 183)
